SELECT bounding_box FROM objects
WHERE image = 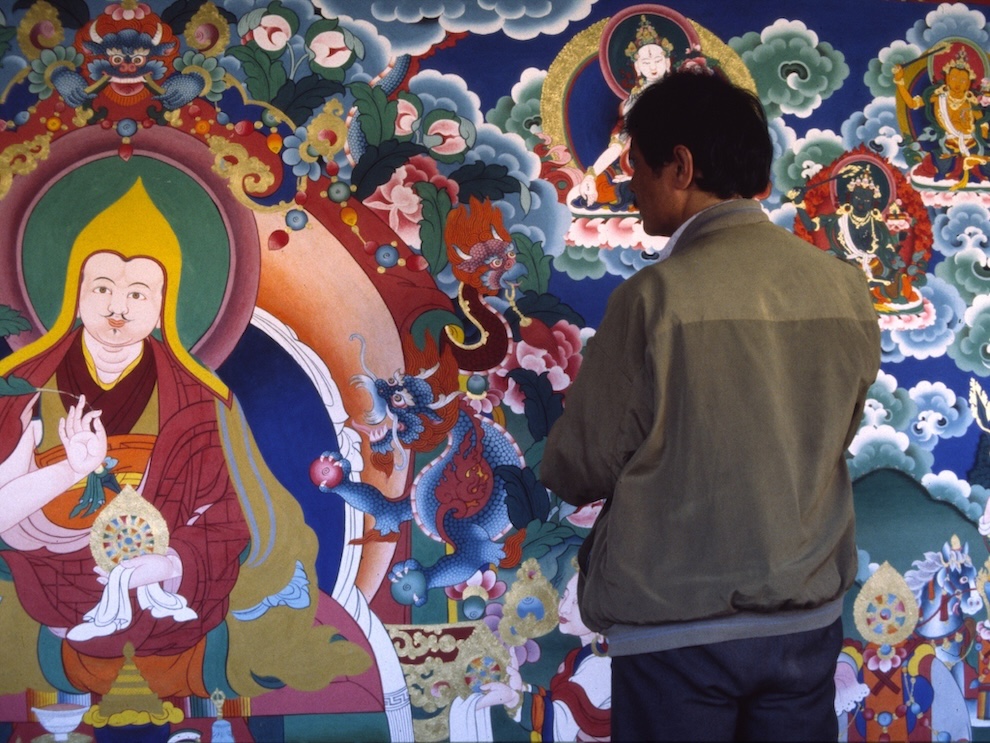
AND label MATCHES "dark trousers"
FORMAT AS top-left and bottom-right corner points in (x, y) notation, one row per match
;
(611, 618), (842, 742)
